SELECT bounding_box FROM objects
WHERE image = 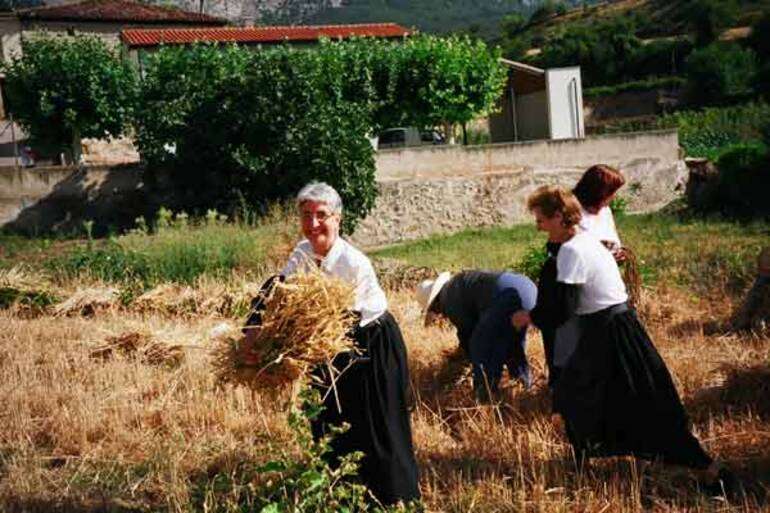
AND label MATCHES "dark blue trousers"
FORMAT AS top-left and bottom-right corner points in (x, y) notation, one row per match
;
(468, 273), (537, 397)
